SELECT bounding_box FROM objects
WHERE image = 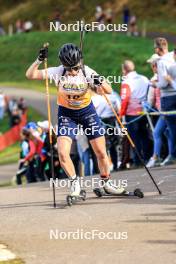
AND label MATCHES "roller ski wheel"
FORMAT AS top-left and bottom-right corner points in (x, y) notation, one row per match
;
(93, 188), (103, 197)
(67, 195), (73, 206)
(80, 190), (86, 201)
(133, 188), (144, 198)
(66, 190), (86, 206)
(93, 188), (144, 199)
